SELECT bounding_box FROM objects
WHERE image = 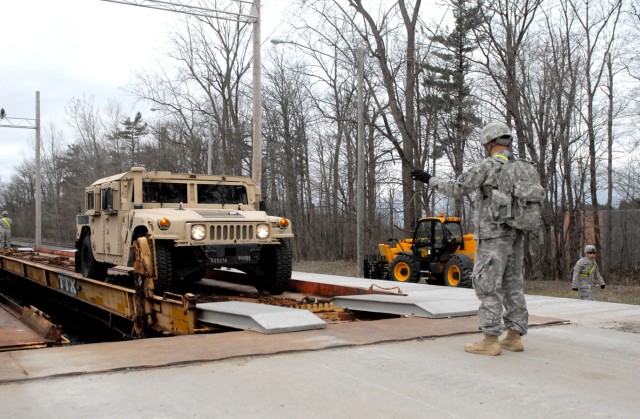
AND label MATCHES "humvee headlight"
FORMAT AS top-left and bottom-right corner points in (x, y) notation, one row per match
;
(278, 218), (289, 229)
(191, 224), (206, 241)
(158, 218), (171, 230)
(256, 224), (270, 239)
